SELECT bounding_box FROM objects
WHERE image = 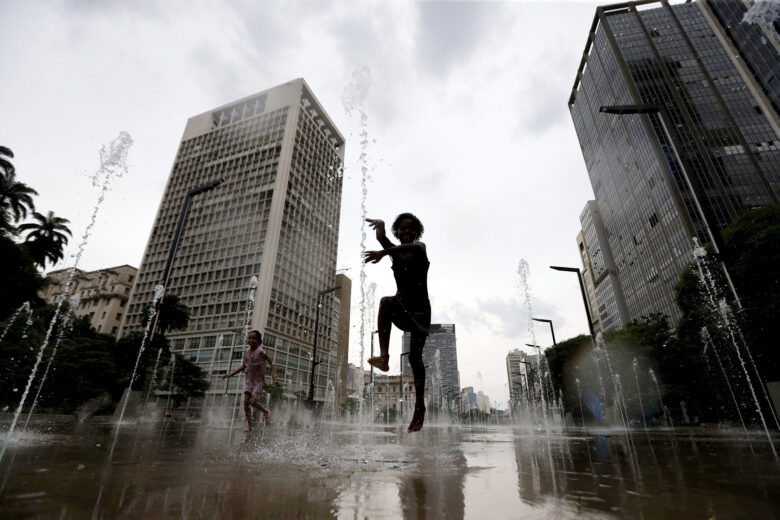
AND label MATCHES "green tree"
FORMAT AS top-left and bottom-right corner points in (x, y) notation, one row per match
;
(155, 353), (209, 409)
(0, 234), (45, 320)
(722, 204), (780, 381)
(18, 210), (72, 267)
(0, 148), (38, 234)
